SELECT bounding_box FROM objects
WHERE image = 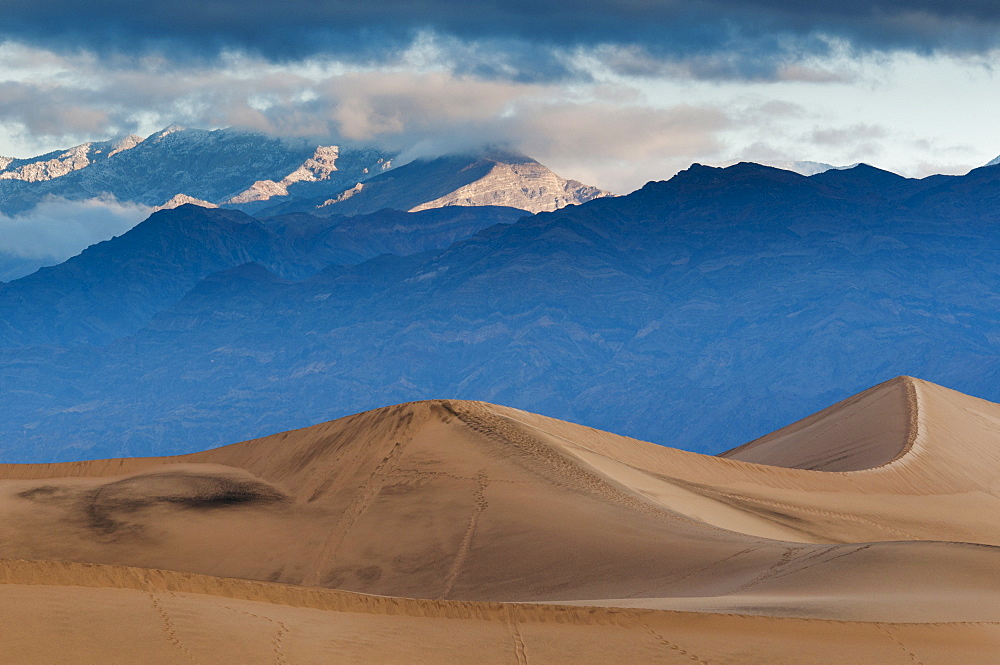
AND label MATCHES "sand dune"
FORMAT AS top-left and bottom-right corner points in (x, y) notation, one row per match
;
(2, 376), (999, 662)
(3, 559), (997, 665)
